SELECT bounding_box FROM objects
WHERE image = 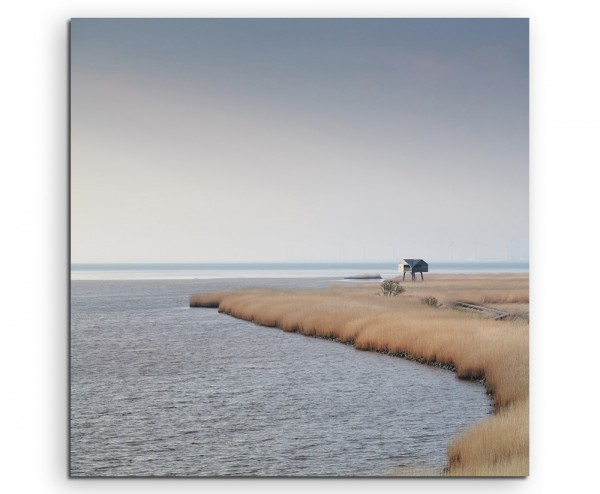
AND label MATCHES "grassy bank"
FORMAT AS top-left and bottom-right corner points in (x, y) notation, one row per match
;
(190, 274), (529, 476)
